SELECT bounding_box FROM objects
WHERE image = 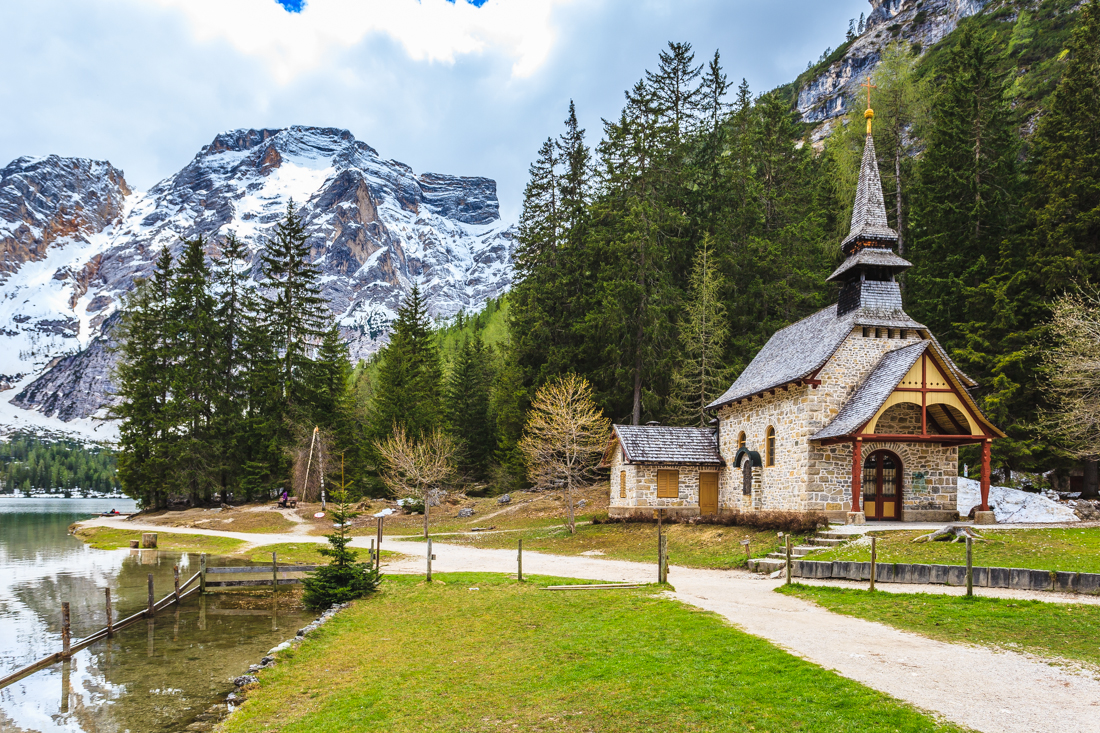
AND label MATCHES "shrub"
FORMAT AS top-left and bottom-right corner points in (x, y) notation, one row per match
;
(593, 510), (829, 534)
